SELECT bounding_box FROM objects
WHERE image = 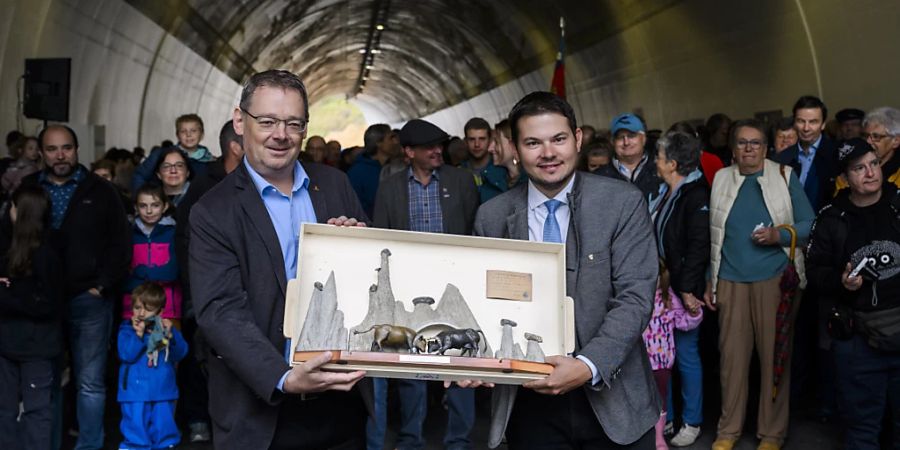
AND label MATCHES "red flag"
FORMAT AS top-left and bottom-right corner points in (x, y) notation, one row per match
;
(550, 17), (566, 99)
